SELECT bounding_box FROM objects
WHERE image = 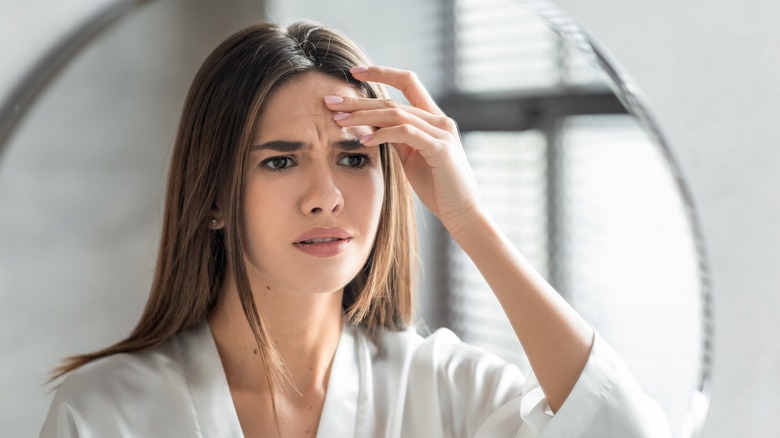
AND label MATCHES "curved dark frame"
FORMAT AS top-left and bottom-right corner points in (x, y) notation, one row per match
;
(518, 0), (713, 436)
(0, 0), (153, 156)
(0, 1), (711, 436)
